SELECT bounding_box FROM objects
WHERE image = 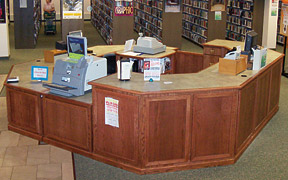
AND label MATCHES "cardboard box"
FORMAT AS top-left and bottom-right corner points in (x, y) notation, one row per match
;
(44, 49), (67, 63)
(219, 56), (247, 75)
